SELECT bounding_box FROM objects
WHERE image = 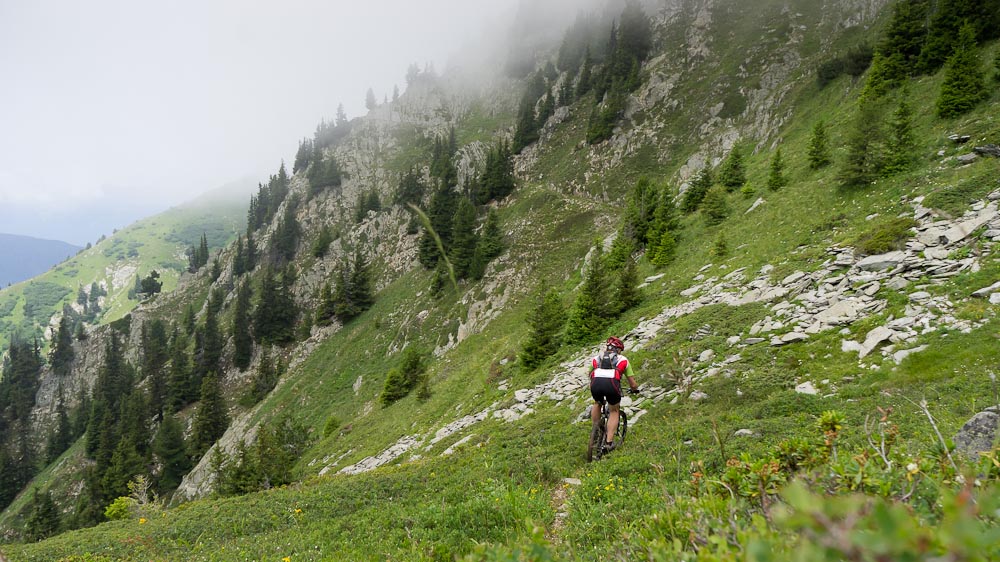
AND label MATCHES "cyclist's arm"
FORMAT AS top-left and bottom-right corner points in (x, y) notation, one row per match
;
(623, 363), (638, 392)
